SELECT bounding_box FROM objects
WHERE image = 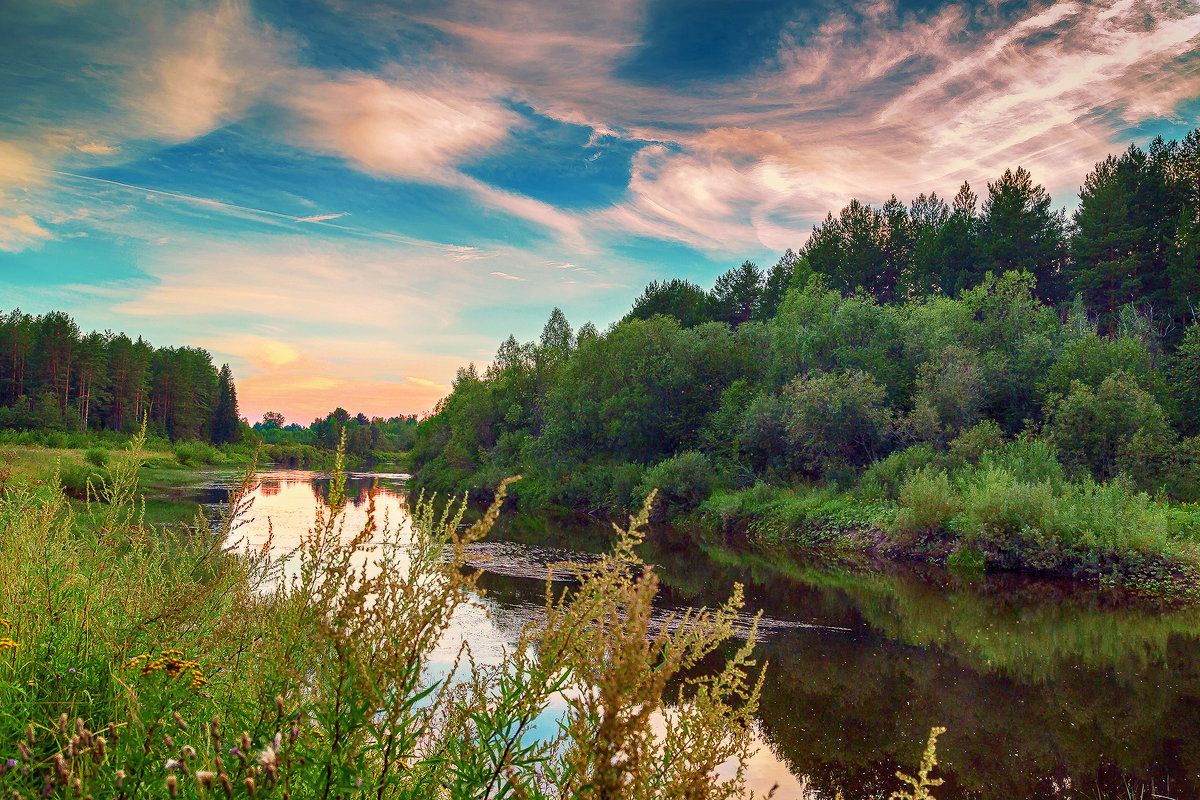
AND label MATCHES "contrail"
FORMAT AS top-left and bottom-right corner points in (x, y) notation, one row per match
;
(38, 168), (450, 250)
